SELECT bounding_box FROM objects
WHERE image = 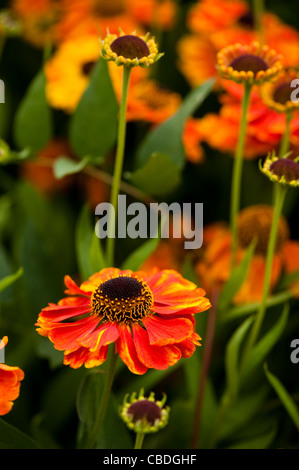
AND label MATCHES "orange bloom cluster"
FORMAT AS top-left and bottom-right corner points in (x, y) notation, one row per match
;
(177, 0), (299, 88)
(11, 0), (177, 48)
(36, 268), (210, 373)
(195, 206), (299, 305)
(0, 337), (24, 416)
